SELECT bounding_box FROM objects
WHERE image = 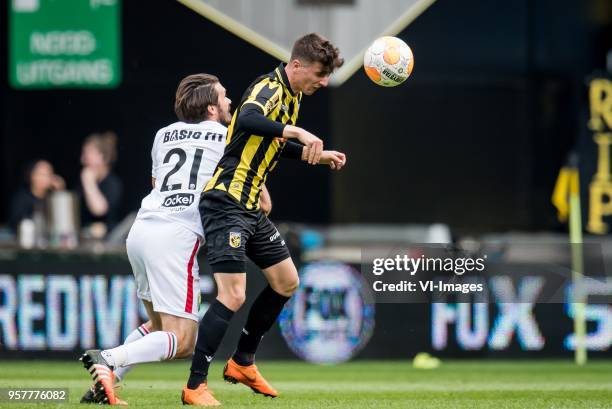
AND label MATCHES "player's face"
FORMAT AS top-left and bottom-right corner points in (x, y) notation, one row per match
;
(294, 61), (330, 95)
(215, 83), (232, 125)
